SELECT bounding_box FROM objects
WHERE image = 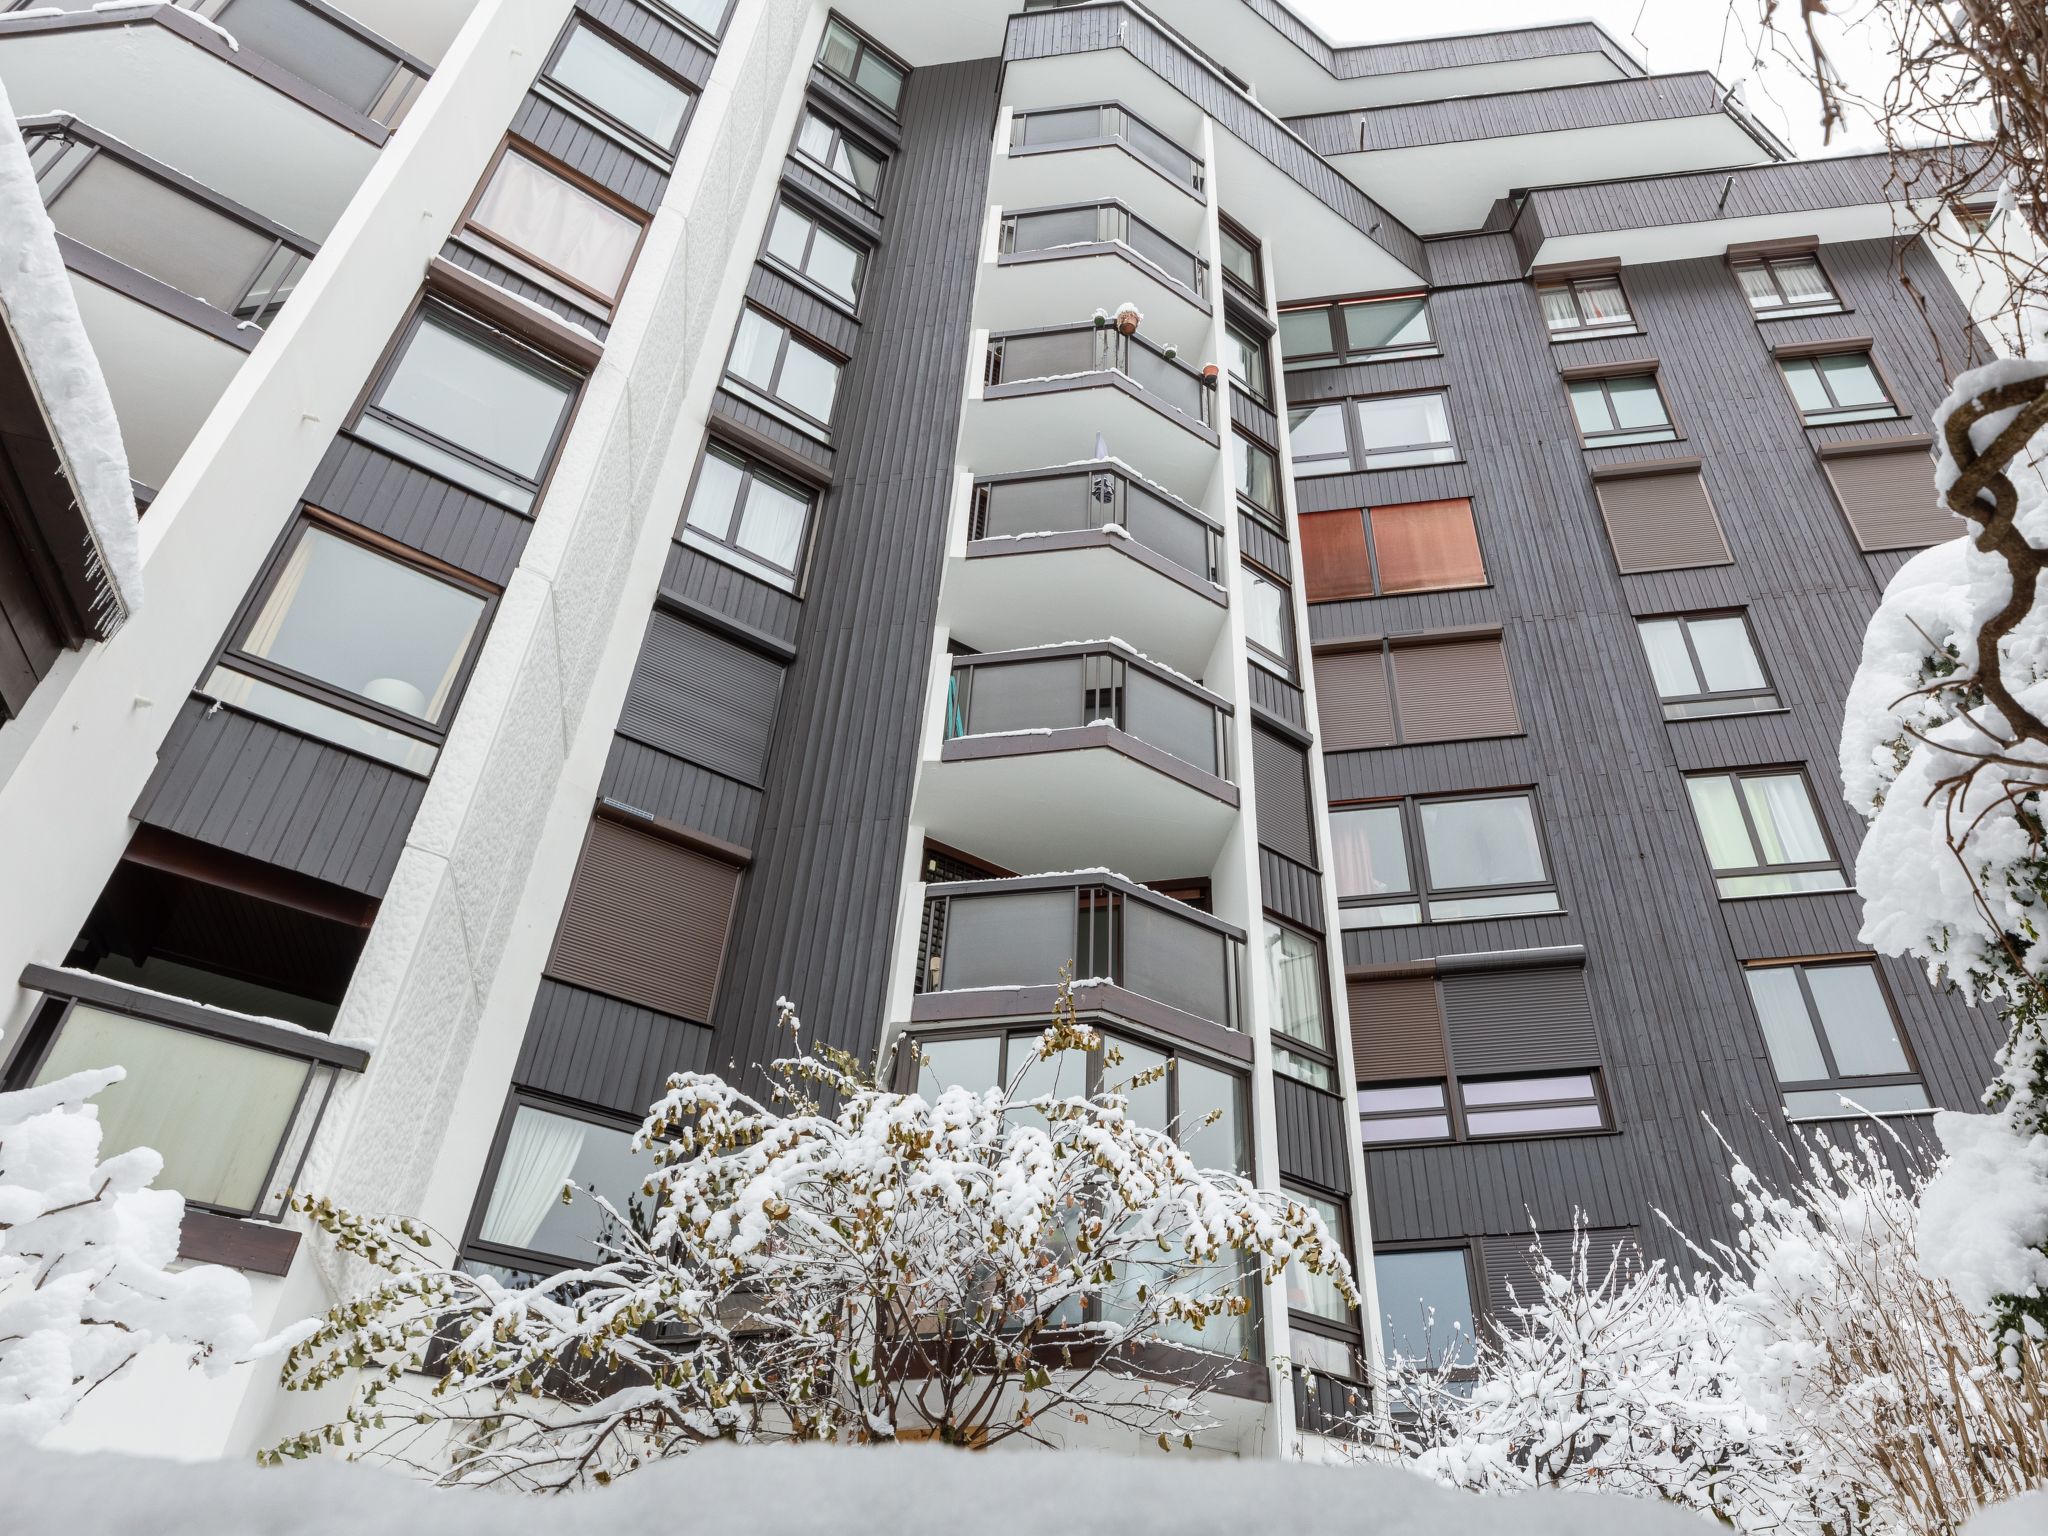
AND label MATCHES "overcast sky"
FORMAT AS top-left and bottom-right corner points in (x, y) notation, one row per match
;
(1288, 0), (1899, 158)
